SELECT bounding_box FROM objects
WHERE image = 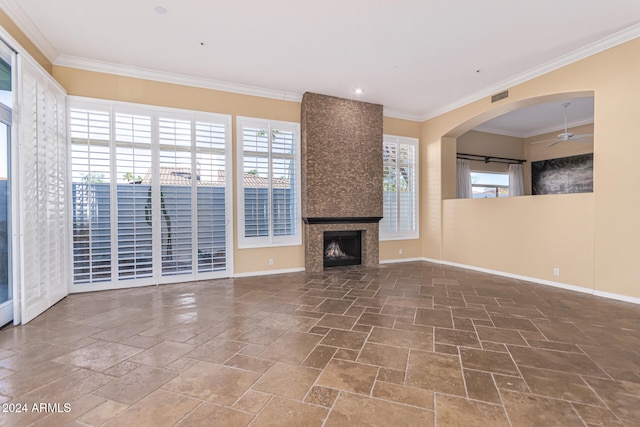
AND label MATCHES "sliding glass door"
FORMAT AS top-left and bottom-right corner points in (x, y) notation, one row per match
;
(0, 117), (10, 326)
(0, 41), (12, 326)
(70, 100), (232, 292)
